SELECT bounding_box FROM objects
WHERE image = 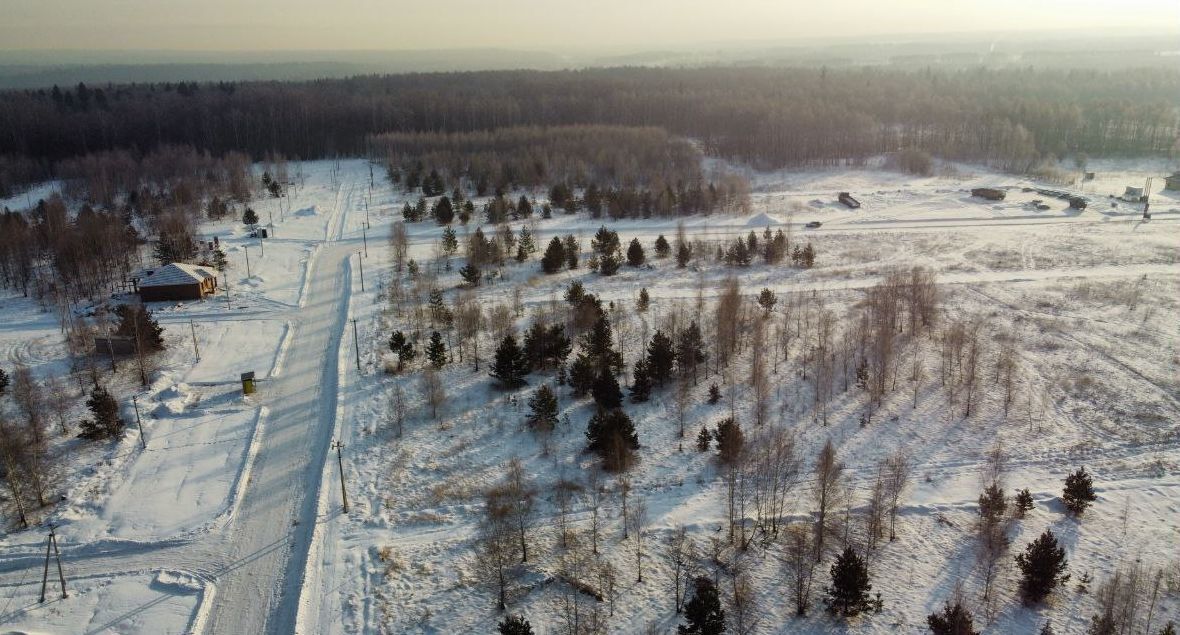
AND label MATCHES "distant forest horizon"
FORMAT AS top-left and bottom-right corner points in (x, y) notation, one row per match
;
(1, 61), (1178, 199)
